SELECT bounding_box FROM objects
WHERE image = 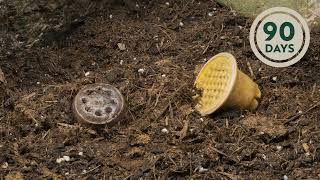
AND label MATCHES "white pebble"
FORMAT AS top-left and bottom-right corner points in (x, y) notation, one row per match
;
(63, 155), (70, 162)
(161, 128), (169, 134)
(120, 60), (124, 65)
(36, 82), (40, 85)
(165, 2), (170, 6)
(276, 145), (283, 151)
(179, 22), (184, 27)
(272, 76), (277, 82)
(208, 12), (214, 17)
(82, 170), (87, 174)
(138, 68), (145, 73)
(261, 154), (267, 160)
(78, 152), (84, 156)
(298, 110), (303, 114)
(85, 72), (90, 77)
(135, 3), (139, 8)
(198, 166), (208, 173)
(213, 8), (217, 11)
(109, 14), (113, 19)
(65, 172), (70, 175)
(161, 74), (166, 77)
(200, 118), (204, 122)
(56, 158), (64, 164)
(283, 175), (288, 180)
(117, 43), (126, 51)
(1, 162), (8, 169)
(133, 57), (137, 61)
